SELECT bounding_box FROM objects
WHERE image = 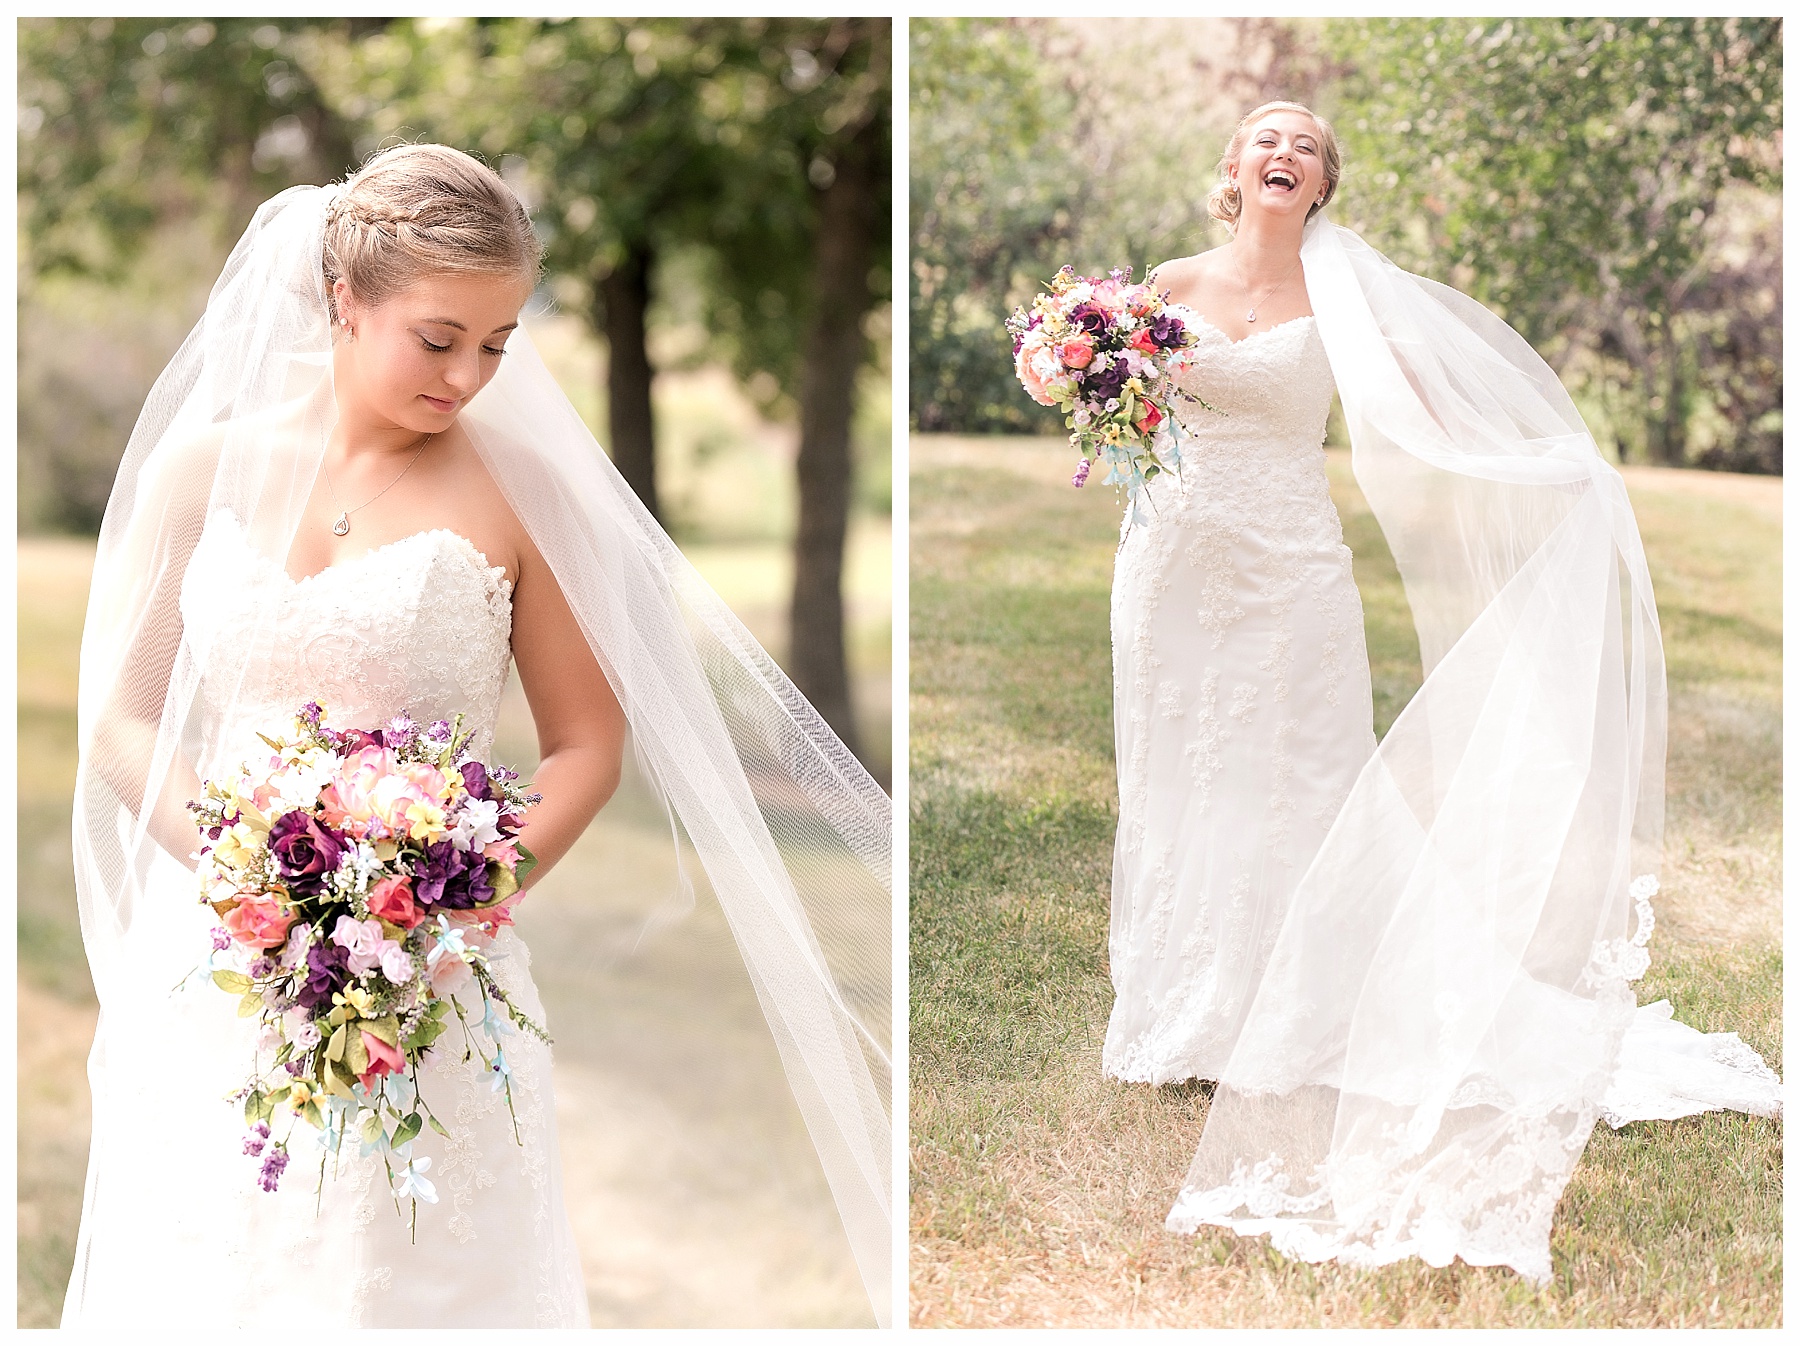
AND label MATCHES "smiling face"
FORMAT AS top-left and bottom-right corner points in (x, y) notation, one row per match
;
(1231, 110), (1329, 225)
(334, 269), (534, 435)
